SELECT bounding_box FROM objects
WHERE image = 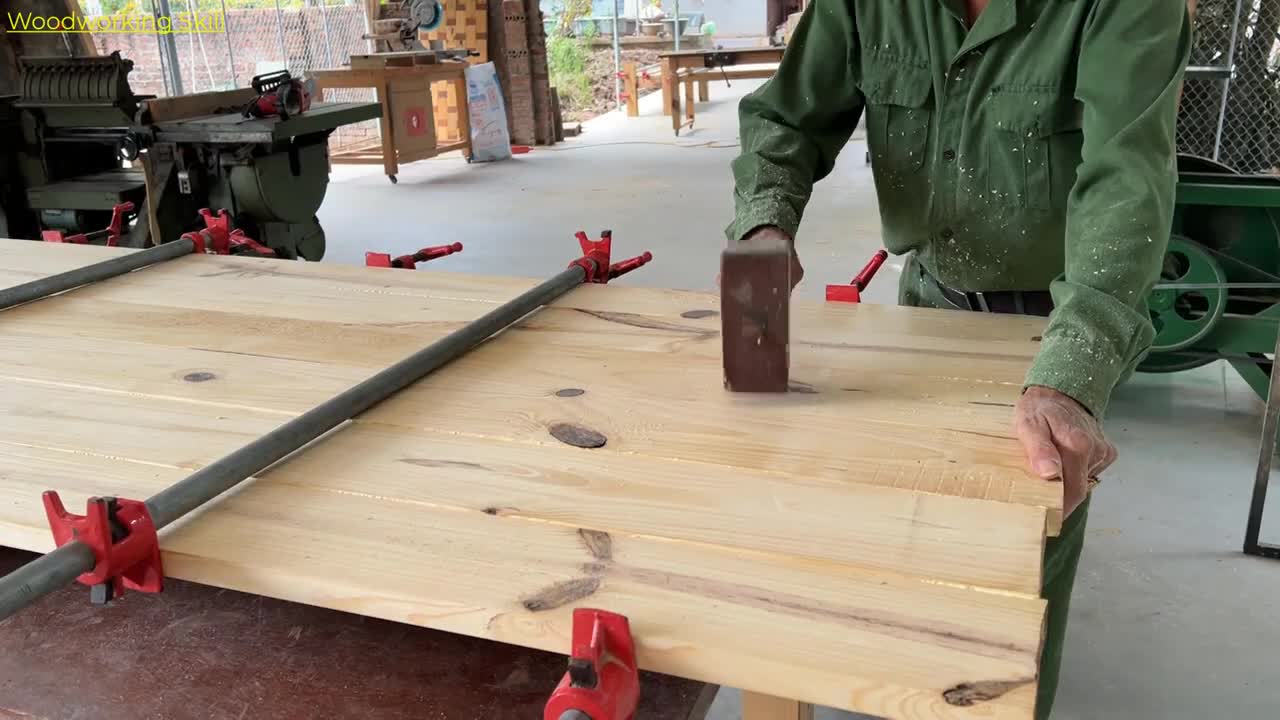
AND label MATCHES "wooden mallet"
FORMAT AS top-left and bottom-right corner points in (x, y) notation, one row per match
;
(720, 235), (791, 392)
